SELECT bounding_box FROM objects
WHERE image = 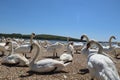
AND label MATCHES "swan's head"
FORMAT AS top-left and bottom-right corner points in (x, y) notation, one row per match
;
(31, 33), (36, 38)
(80, 34), (87, 41)
(110, 36), (116, 40)
(80, 41), (91, 56)
(80, 40), (98, 56)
